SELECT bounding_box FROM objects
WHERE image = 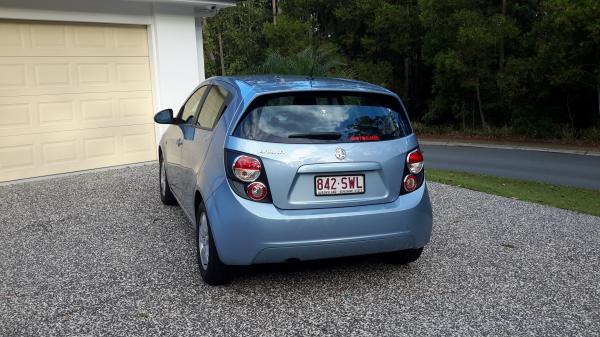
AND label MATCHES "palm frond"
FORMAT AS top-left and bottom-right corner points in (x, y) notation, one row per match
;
(254, 46), (350, 78)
